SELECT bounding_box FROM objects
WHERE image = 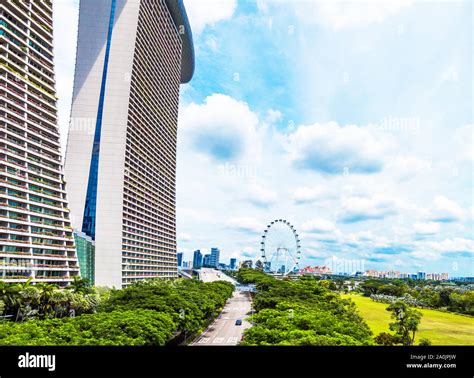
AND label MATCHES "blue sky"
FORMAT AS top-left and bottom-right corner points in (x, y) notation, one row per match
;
(54, 0), (473, 276)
